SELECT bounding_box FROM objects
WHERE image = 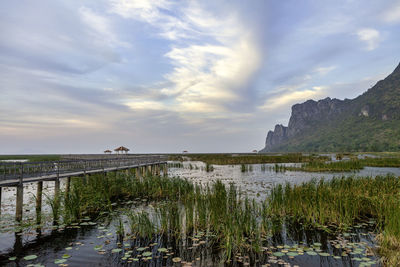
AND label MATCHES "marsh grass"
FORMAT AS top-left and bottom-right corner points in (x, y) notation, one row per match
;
(265, 175), (400, 264)
(282, 160), (364, 172)
(44, 170), (400, 264)
(360, 157), (400, 167)
(169, 153), (327, 165)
